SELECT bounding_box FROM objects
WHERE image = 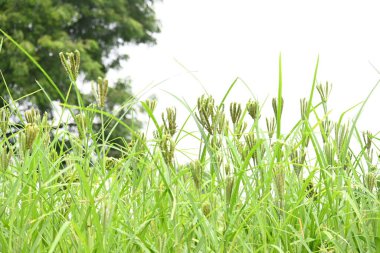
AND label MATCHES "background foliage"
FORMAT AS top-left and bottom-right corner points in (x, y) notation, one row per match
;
(0, 0), (160, 156)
